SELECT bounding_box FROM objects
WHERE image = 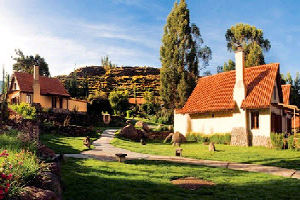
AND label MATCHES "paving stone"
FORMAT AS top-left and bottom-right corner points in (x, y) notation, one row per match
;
(292, 171), (300, 179)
